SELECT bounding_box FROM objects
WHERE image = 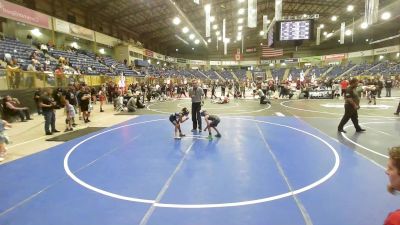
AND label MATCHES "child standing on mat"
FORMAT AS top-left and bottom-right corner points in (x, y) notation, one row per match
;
(0, 120), (12, 162)
(201, 110), (221, 140)
(64, 99), (75, 132)
(170, 107), (190, 139)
